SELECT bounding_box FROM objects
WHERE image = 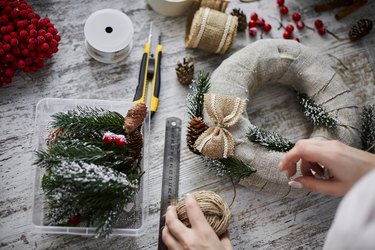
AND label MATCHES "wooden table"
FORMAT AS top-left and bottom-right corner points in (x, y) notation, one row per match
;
(1, 0), (374, 249)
